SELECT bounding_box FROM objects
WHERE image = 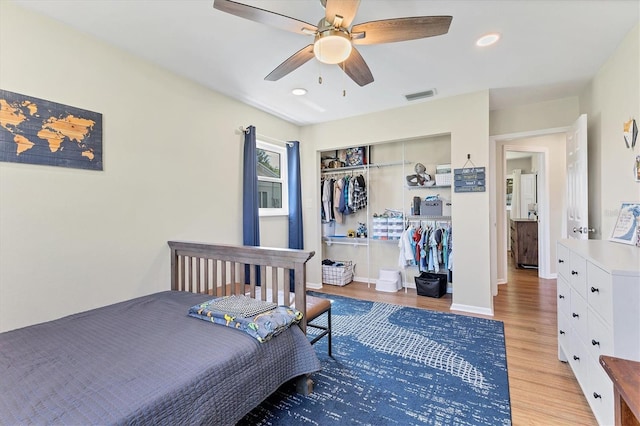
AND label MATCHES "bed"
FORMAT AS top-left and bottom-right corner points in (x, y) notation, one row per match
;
(0, 241), (320, 425)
